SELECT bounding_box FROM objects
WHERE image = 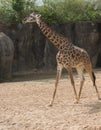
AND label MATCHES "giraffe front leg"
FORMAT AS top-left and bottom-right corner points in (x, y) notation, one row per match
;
(49, 65), (62, 107)
(68, 69), (78, 103)
(77, 67), (85, 101)
(78, 77), (85, 101)
(85, 64), (101, 100)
